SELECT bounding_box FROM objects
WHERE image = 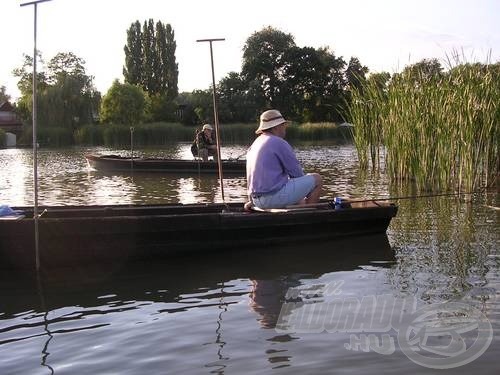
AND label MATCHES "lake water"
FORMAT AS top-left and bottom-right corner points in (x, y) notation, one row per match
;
(0, 144), (499, 374)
